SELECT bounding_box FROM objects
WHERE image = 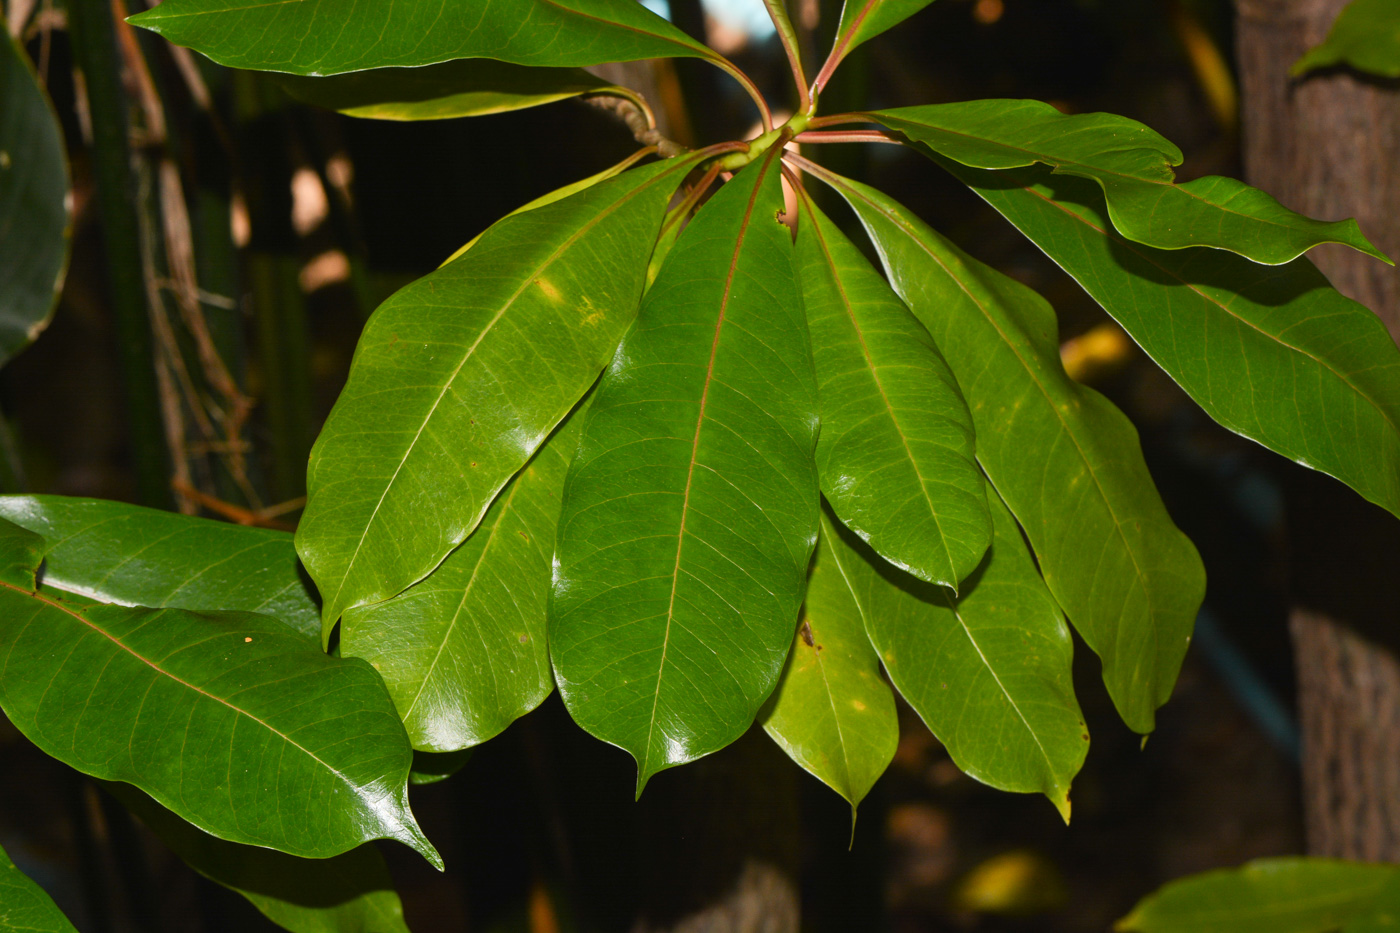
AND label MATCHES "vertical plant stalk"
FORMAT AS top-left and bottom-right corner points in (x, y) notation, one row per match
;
(67, 0), (170, 508)
(249, 254), (314, 502)
(761, 0), (811, 112)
